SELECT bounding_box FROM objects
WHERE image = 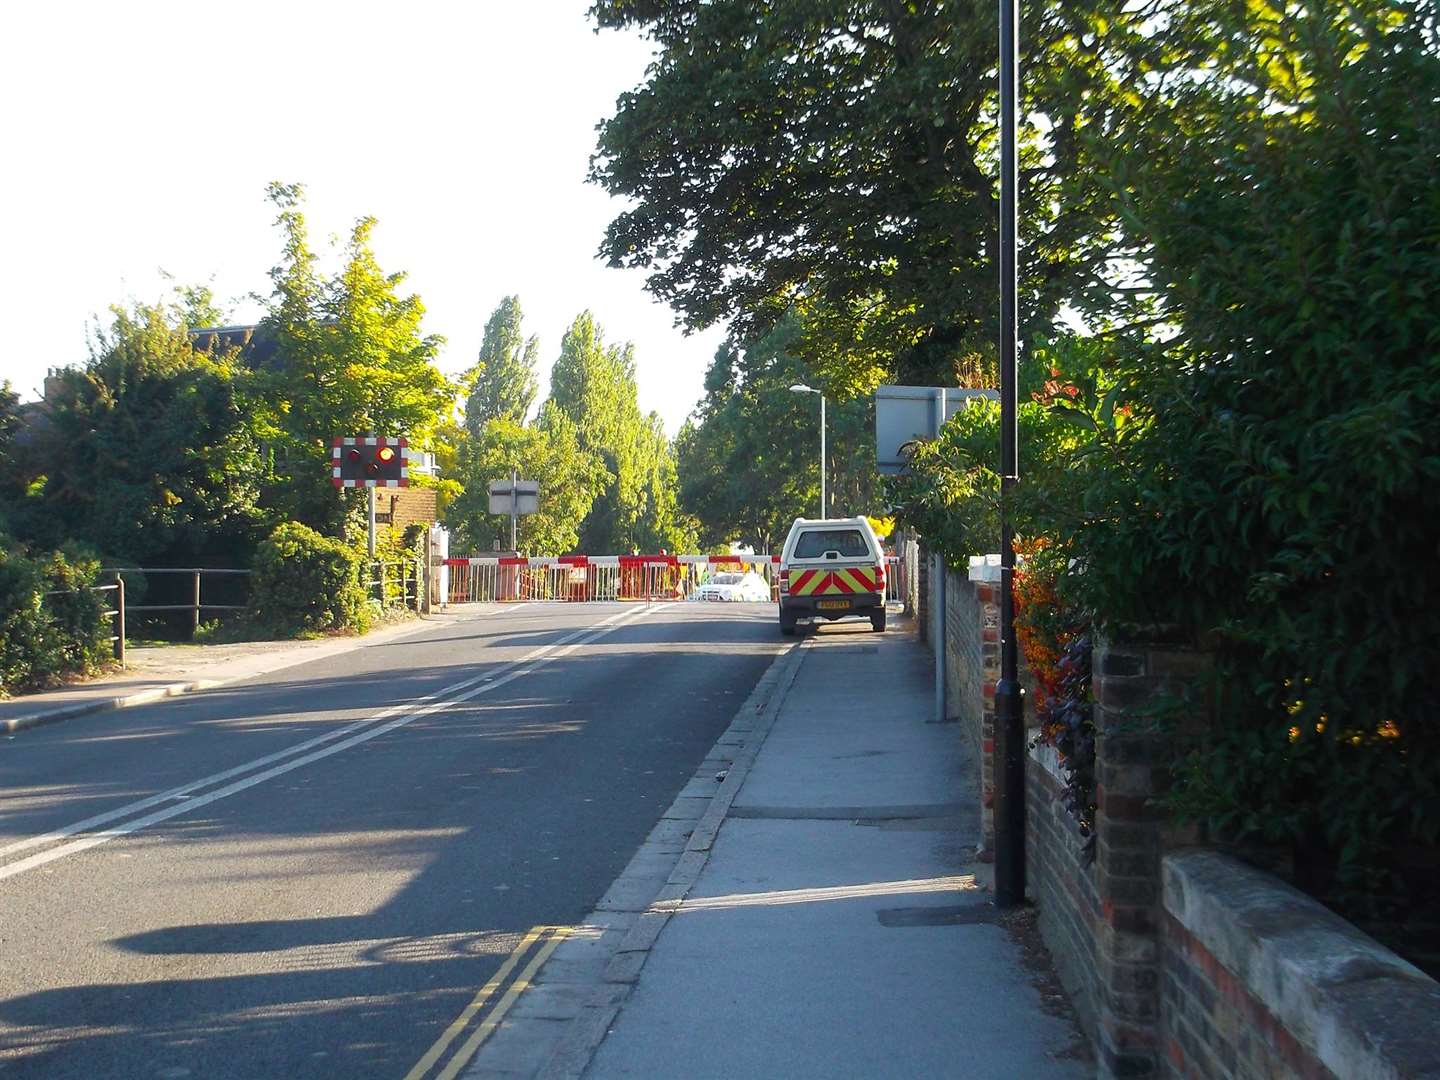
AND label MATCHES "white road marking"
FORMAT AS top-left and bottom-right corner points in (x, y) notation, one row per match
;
(0, 605), (656, 882)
